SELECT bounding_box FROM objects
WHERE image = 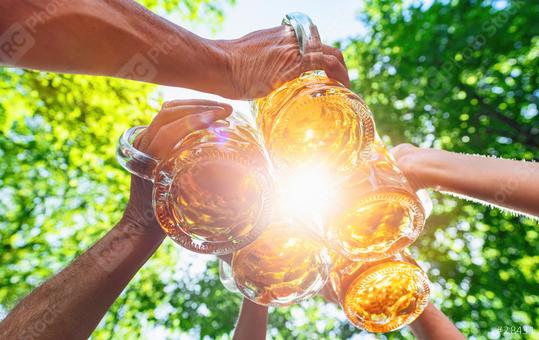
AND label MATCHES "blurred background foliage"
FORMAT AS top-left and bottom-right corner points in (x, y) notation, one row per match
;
(0, 0), (537, 339)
